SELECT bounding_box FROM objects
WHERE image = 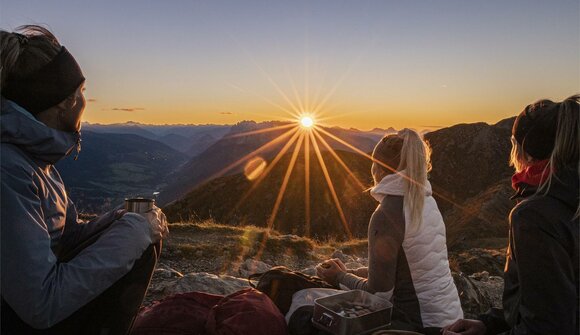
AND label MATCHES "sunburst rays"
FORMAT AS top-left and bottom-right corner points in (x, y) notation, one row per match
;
(208, 41), (472, 265)
(220, 106), (365, 244)
(310, 131), (353, 239)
